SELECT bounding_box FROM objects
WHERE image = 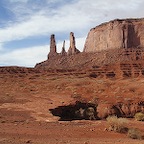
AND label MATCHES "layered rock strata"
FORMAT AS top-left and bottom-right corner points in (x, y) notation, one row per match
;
(35, 18), (144, 79)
